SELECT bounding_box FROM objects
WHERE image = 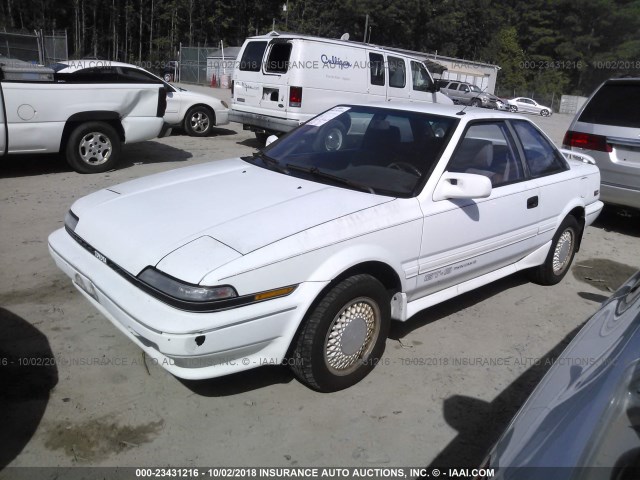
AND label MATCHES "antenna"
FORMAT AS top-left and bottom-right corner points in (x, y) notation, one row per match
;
(456, 83), (489, 116)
